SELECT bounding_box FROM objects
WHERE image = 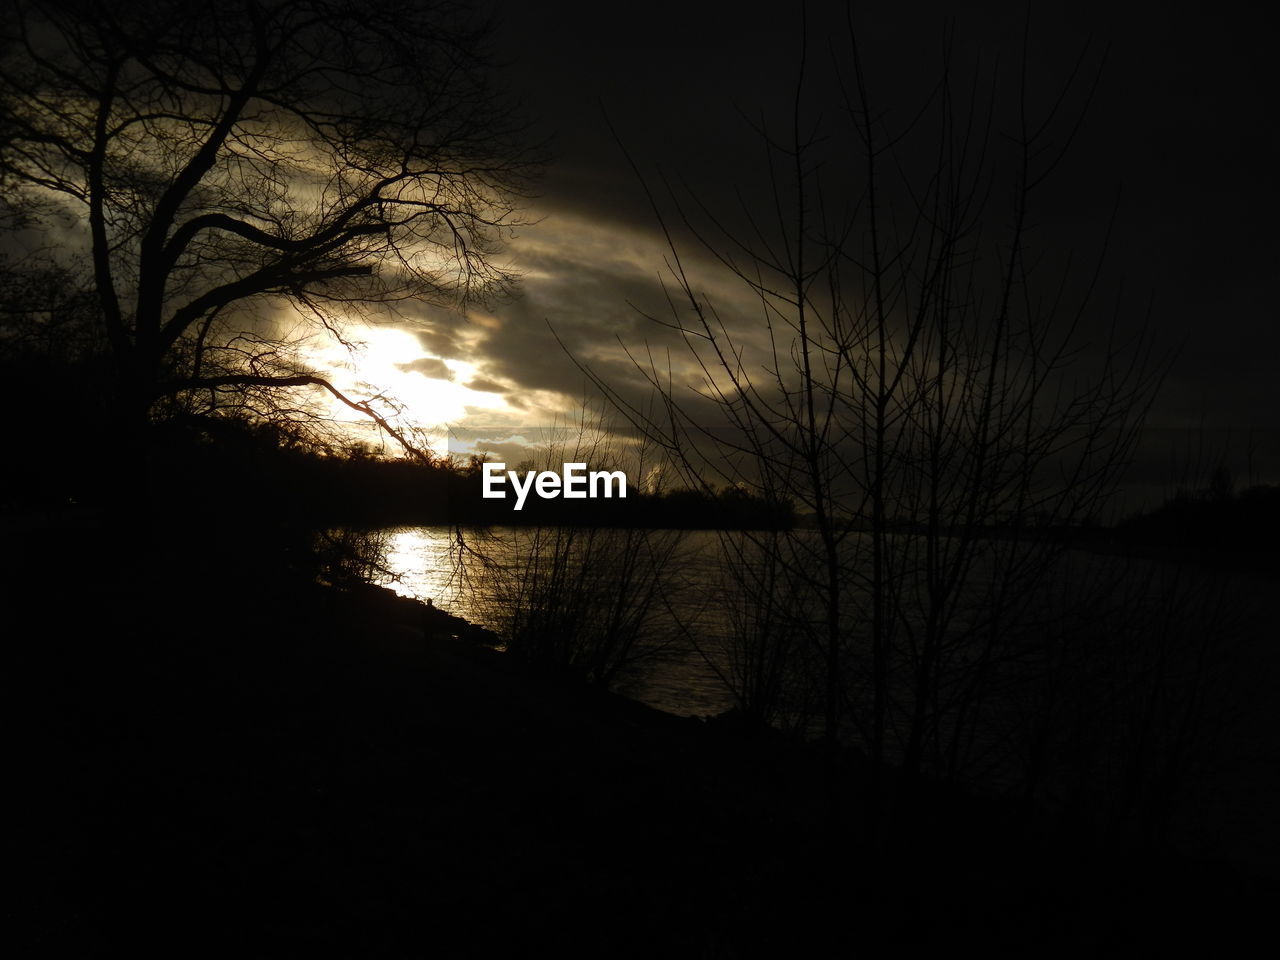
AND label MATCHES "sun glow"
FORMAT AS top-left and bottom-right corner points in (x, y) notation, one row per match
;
(299, 325), (515, 455)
